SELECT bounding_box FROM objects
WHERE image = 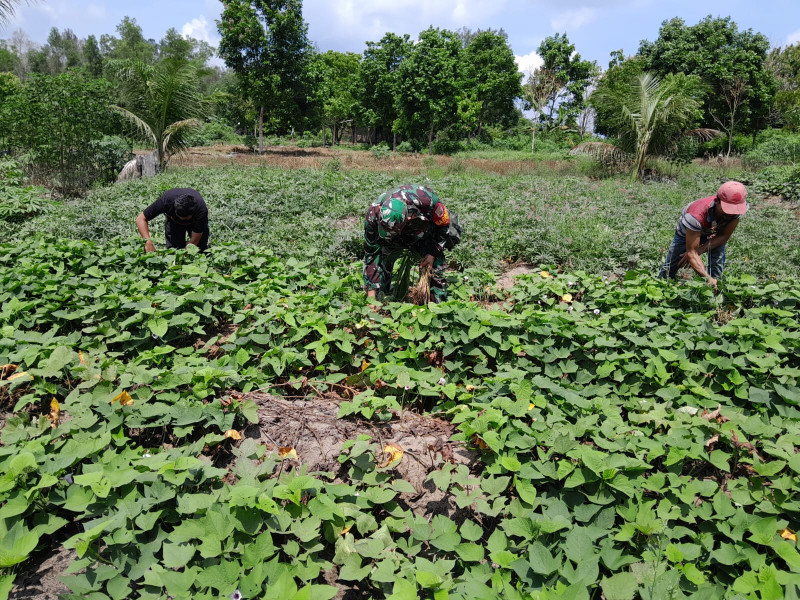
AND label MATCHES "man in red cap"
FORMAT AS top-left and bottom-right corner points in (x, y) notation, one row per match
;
(658, 181), (749, 287)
